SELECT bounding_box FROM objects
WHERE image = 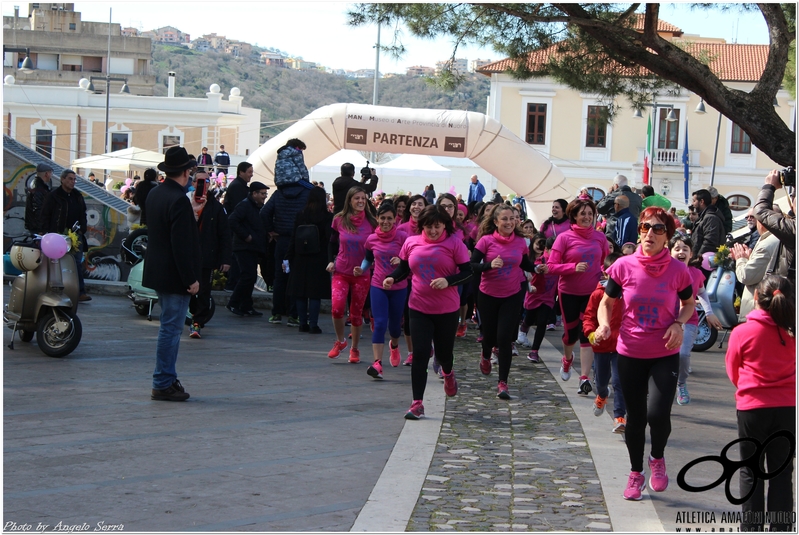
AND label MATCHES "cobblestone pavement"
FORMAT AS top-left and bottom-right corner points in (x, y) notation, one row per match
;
(407, 329), (611, 532)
